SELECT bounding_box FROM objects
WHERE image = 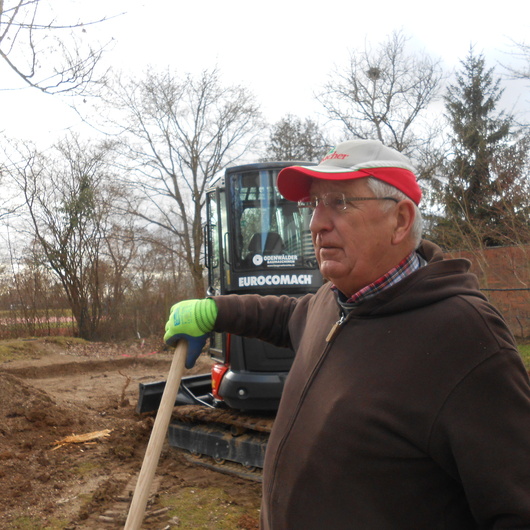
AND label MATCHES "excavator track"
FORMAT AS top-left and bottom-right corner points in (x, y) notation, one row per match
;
(171, 405), (275, 433)
(182, 453), (264, 482)
(166, 405), (274, 480)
